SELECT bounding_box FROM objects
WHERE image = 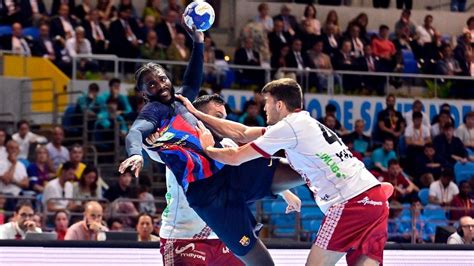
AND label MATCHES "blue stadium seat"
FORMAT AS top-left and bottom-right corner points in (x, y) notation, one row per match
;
(454, 161), (474, 185)
(270, 201), (296, 237)
(23, 27), (40, 40)
(301, 207), (325, 220)
(402, 49), (419, 74)
(261, 199), (273, 214)
(0, 25), (12, 37)
(294, 185), (313, 201)
(423, 204), (446, 220)
(221, 69), (235, 89)
(418, 188), (430, 206)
